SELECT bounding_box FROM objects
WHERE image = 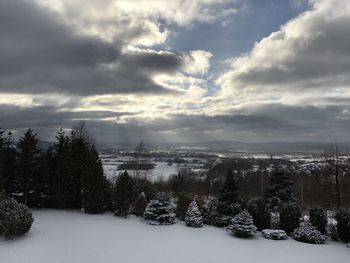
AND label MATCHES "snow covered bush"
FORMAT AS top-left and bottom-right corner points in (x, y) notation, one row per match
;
(185, 199), (203, 228)
(0, 198), (33, 238)
(309, 207), (327, 234)
(292, 223), (326, 244)
(143, 192), (177, 225)
(262, 229), (287, 240)
(228, 209), (257, 236)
